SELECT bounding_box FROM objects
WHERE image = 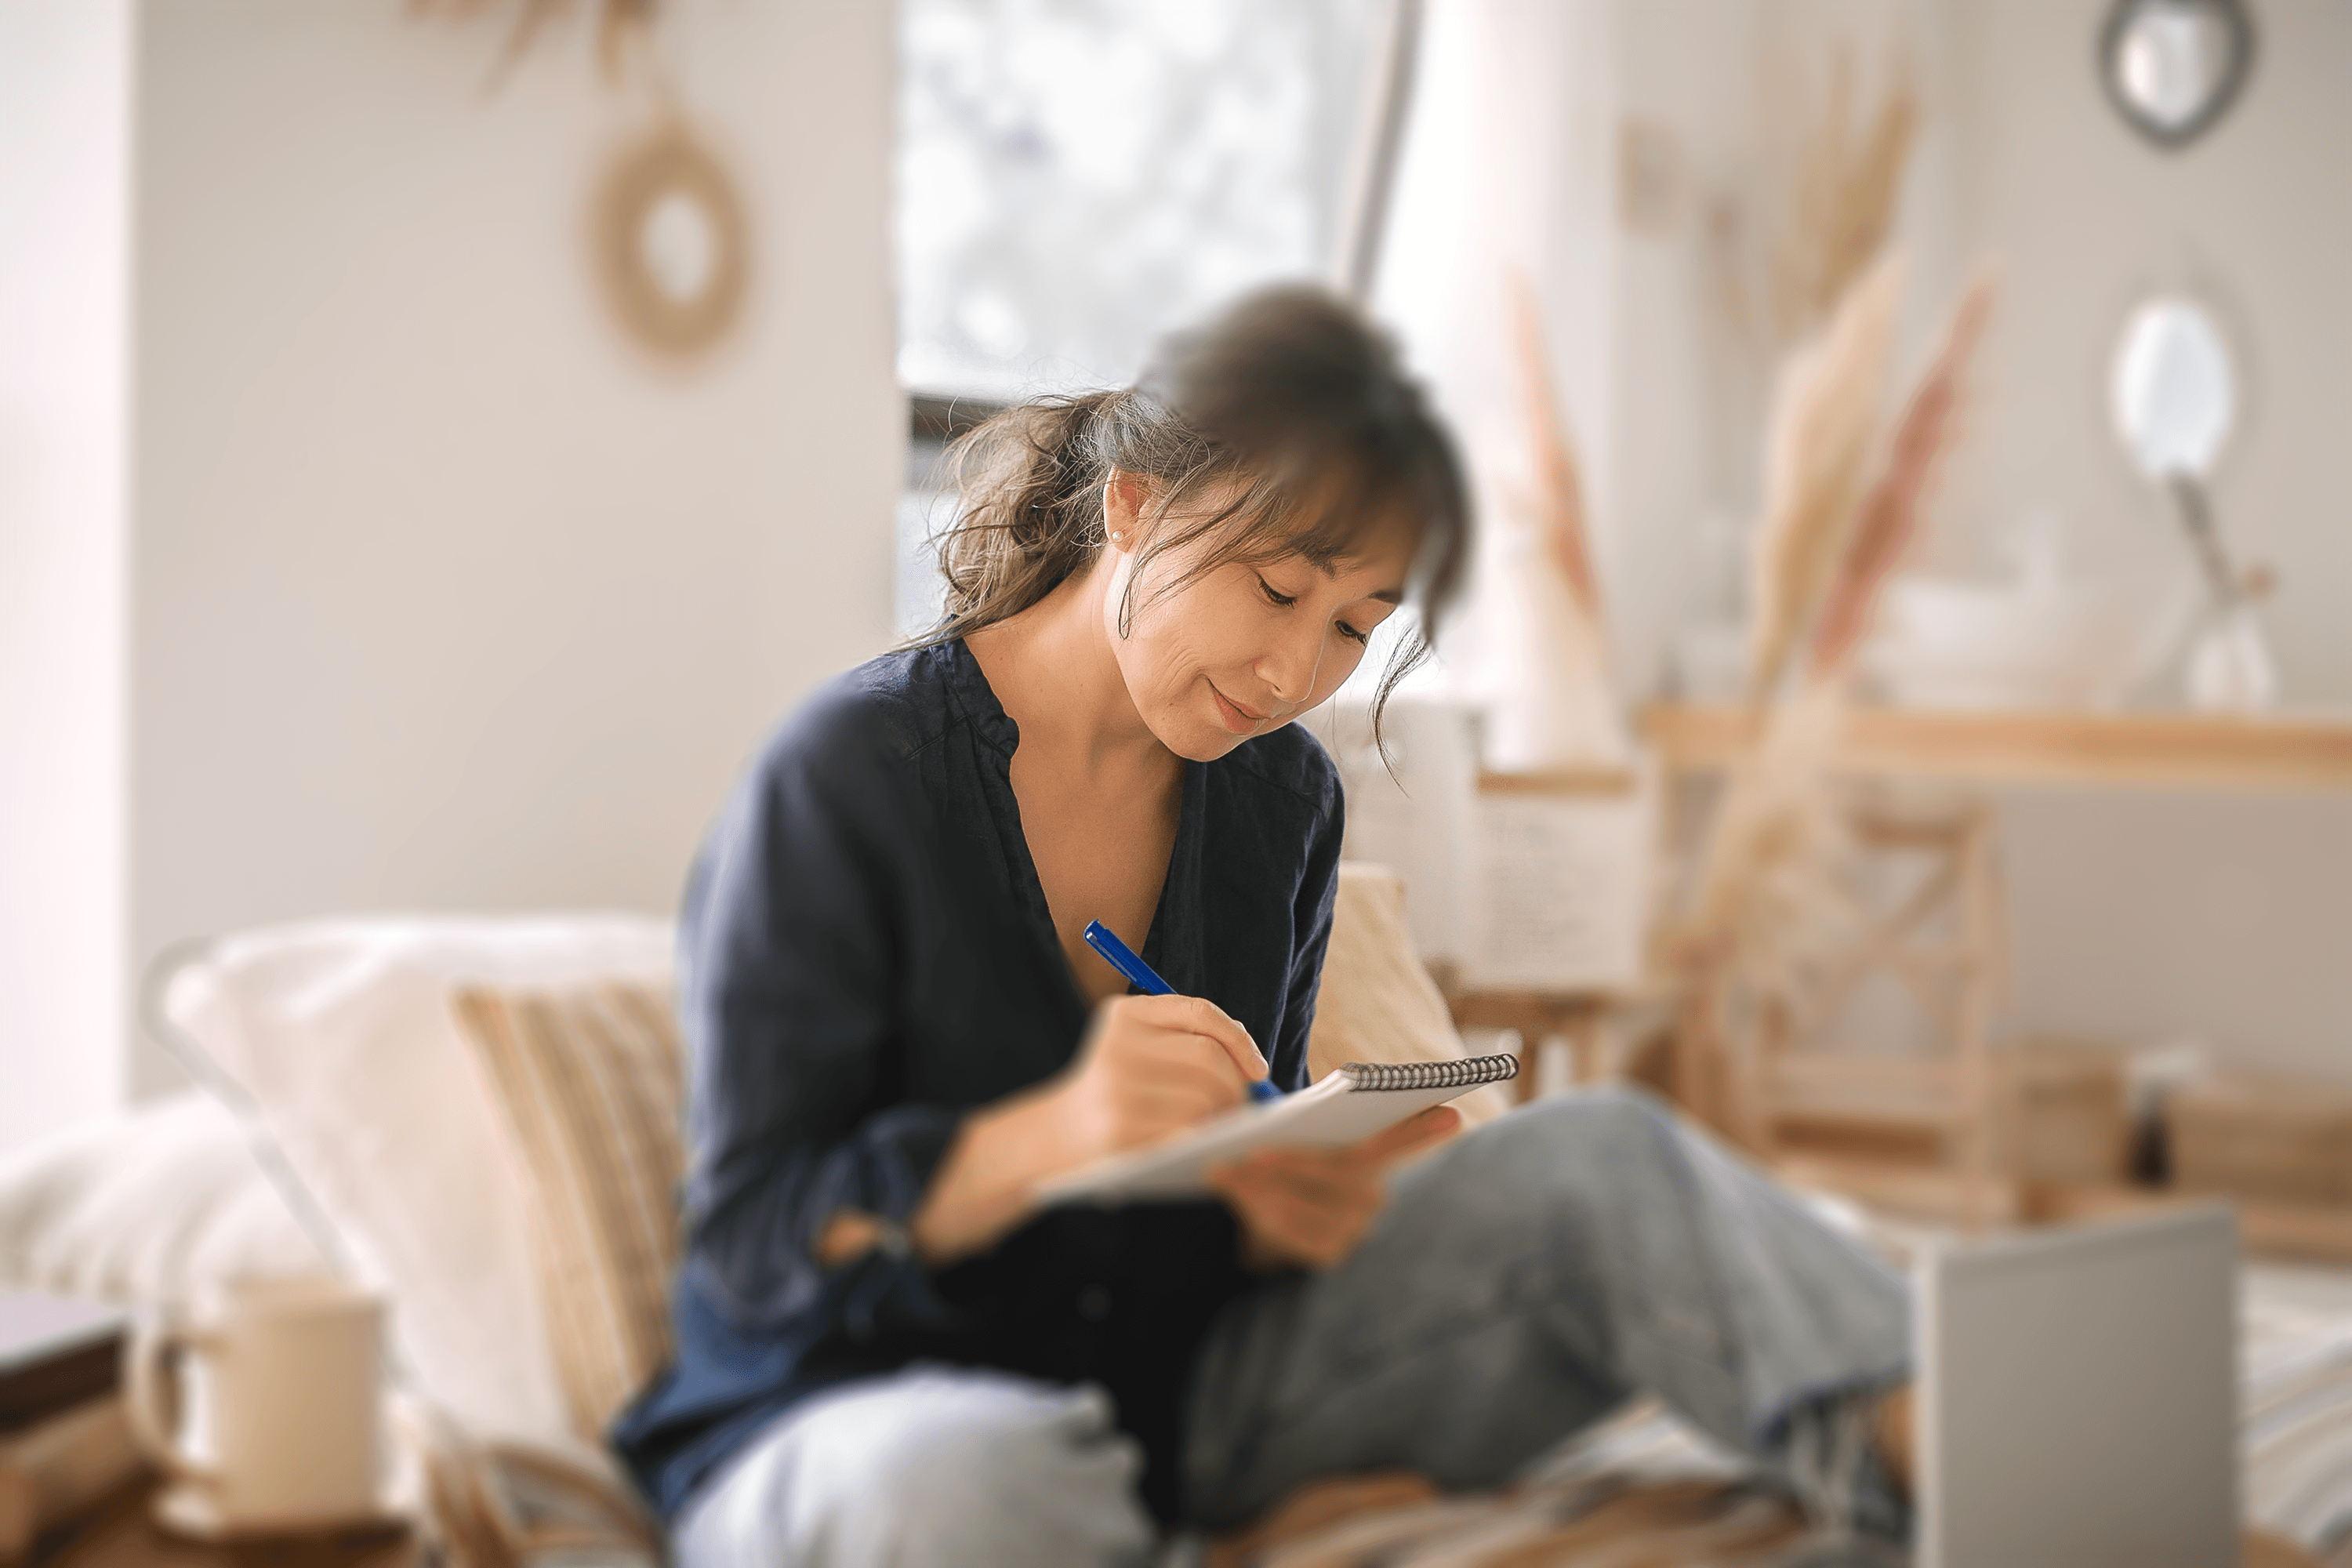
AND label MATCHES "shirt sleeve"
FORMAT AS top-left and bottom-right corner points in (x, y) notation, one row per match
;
(673, 697), (960, 1339)
(1269, 770), (1344, 1094)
